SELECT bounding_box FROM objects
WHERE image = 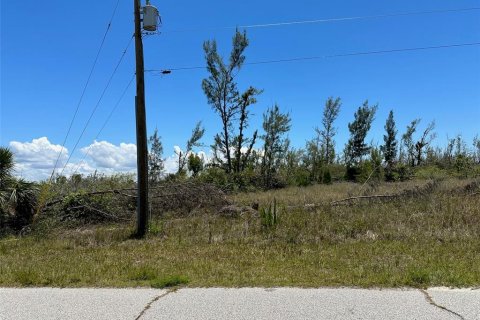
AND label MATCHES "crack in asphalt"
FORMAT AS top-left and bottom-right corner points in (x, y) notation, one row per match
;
(420, 289), (465, 320)
(134, 290), (174, 320)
